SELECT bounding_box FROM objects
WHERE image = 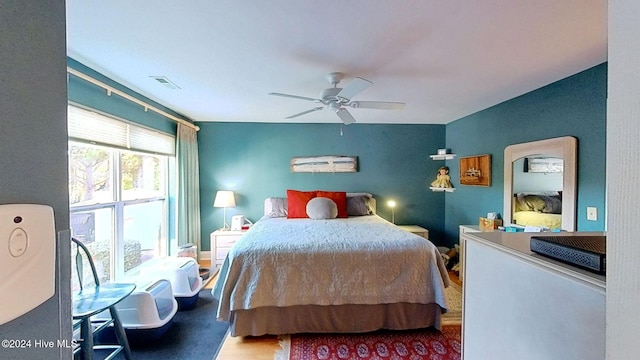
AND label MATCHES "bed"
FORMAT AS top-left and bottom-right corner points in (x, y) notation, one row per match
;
(512, 192), (563, 229)
(213, 191), (451, 337)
